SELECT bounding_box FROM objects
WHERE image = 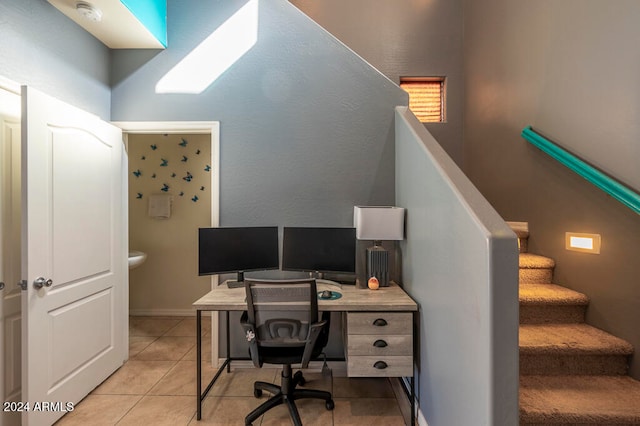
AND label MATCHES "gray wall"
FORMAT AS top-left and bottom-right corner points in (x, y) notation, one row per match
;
(0, 0), (111, 119)
(291, 0), (464, 165)
(396, 107), (519, 425)
(111, 0), (407, 355)
(111, 0), (406, 226)
(464, 0), (640, 378)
